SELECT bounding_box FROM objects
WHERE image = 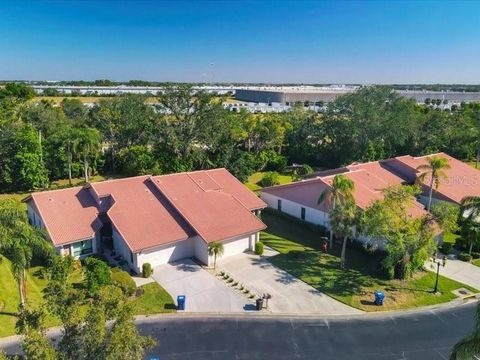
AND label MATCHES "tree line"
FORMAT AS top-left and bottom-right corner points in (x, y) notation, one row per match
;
(0, 83), (479, 193)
